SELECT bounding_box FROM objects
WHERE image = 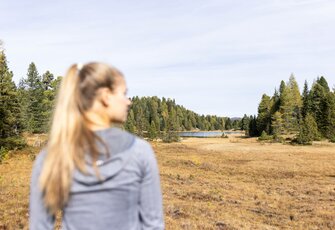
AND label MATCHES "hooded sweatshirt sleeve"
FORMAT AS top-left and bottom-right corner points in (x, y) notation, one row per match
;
(138, 141), (165, 229)
(29, 150), (55, 230)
